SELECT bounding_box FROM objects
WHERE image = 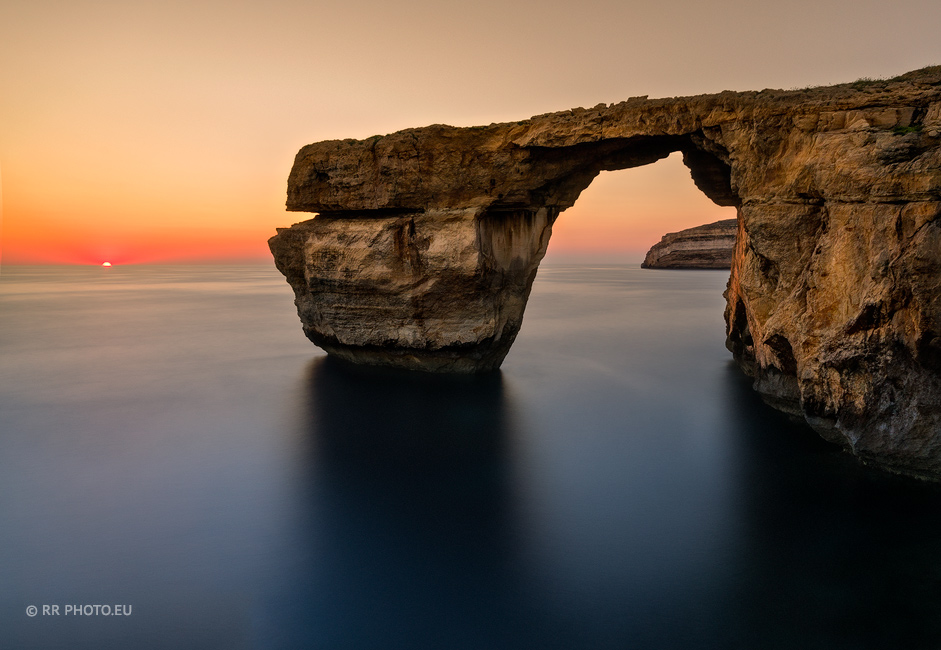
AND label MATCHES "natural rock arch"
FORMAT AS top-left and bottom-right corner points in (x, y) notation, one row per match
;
(273, 127), (738, 373)
(271, 68), (941, 478)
